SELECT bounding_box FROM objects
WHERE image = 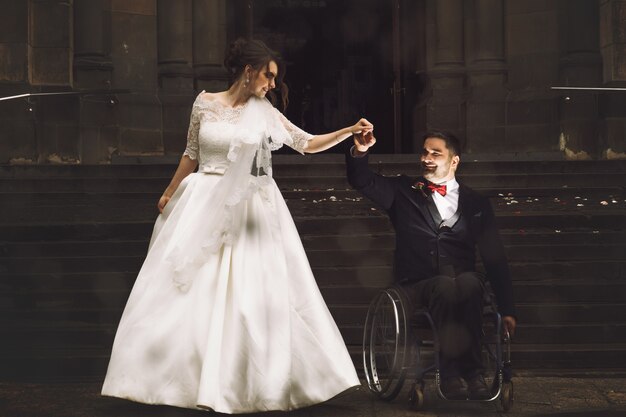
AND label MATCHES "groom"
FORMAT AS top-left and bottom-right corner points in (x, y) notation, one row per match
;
(346, 130), (516, 400)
